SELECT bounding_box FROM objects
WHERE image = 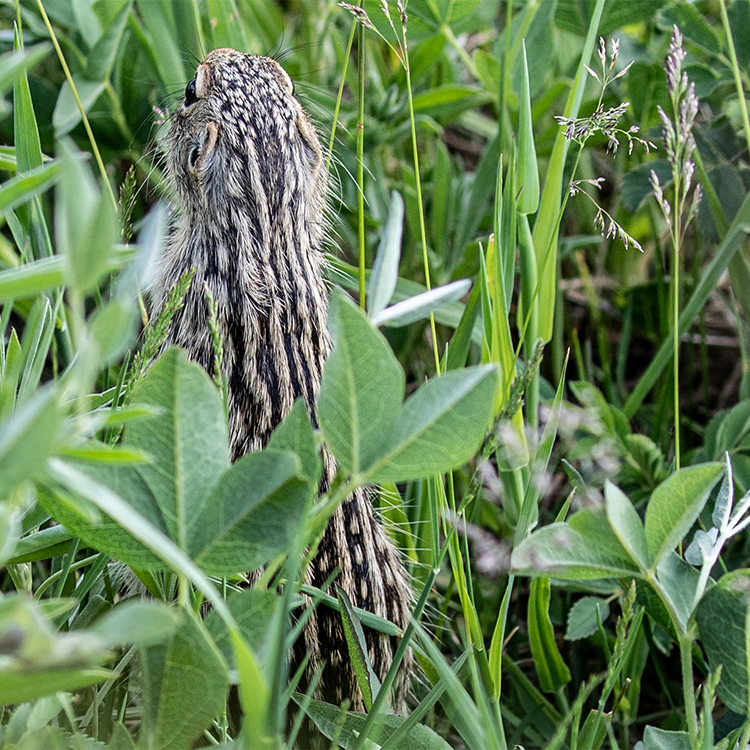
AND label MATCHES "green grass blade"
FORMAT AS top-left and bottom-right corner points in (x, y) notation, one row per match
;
(0, 255), (64, 301)
(12, 25), (43, 173)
